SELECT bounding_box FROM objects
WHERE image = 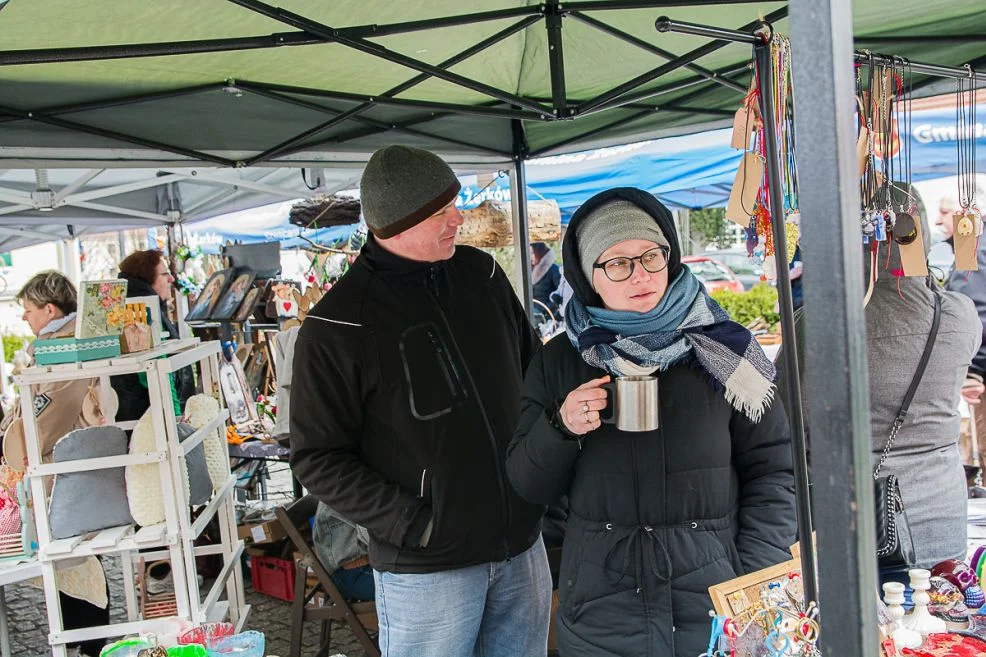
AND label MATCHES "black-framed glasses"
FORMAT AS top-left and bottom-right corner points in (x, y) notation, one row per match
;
(593, 246), (670, 282)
